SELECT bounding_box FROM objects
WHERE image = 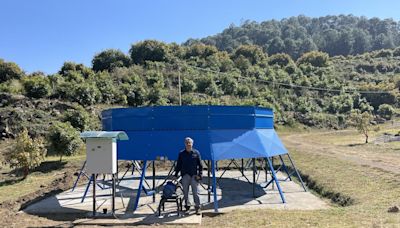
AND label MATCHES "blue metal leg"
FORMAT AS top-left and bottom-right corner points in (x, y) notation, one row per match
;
(266, 157), (286, 203)
(81, 175), (93, 203)
(287, 153), (307, 192)
(133, 160), (147, 212)
(72, 160), (87, 192)
(211, 160), (219, 212)
(279, 155), (292, 181)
